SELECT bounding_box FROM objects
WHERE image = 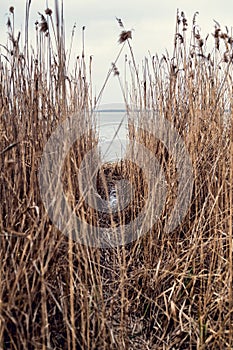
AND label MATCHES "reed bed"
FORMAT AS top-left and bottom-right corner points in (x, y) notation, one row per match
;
(0, 4), (232, 349)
